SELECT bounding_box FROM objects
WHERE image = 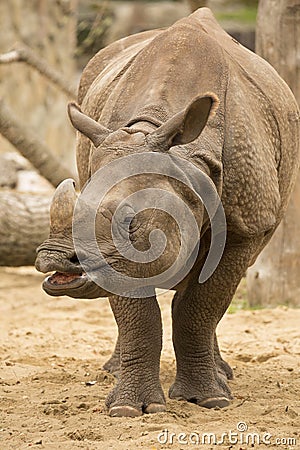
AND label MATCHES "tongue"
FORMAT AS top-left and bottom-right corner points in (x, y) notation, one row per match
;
(49, 272), (83, 285)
